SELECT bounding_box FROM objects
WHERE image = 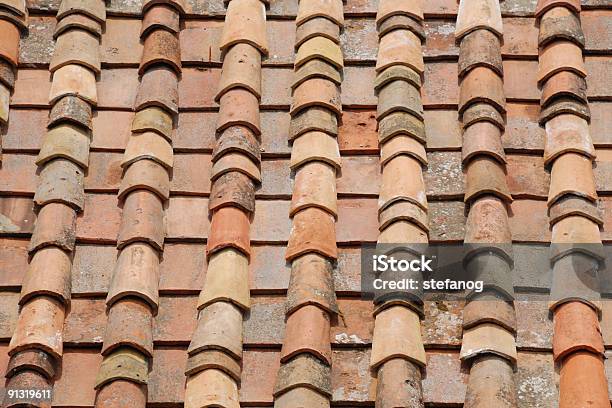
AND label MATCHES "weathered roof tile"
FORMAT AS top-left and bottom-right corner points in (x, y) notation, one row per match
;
(6, 349), (56, 381)
(0, 20), (20, 67)
(211, 152), (261, 184)
(48, 95), (93, 130)
(296, 0), (343, 27)
(464, 356), (517, 407)
(378, 111), (426, 144)
(140, 29), (181, 75)
(122, 131), (173, 170)
(219, 0), (268, 55)
(8, 296), (65, 360)
(458, 29), (503, 78)
(131, 106), (173, 141)
(463, 292), (516, 333)
(275, 387), (329, 408)
(378, 200), (428, 232)
(209, 171), (255, 213)
(50, 29), (101, 74)
(455, 0), (503, 40)
(213, 125), (261, 164)
(459, 66), (505, 115)
(34, 159), (85, 210)
(378, 220), (428, 244)
(20, 246), (71, 305)
(289, 107), (338, 140)
(539, 6), (585, 48)
(462, 102), (505, 130)
(370, 305), (426, 368)
(548, 152), (597, 206)
(184, 368), (240, 408)
(36, 124), (91, 169)
(291, 161), (337, 218)
(142, 0), (186, 15)
(29, 202), (77, 253)
(286, 207), (337, 261)
(185, 350), (241, 382)
(553, 301), (604, 360)
(462, 121), (505, 164)
(295, 36), (343, 70)
(379, 155), (427, 212)
(188, 301), (243, 360)
(95, 347), (148, 388)
(541, 71), (587, 108)
(116, 190), (165, 251)
(376, 29), (424, 75)
(198, 248), (251, 311)
(380, 134), (427, 167)
(290, 78), (341, 117)
(216, 43), (261, 102)
(558, 351), (609, 408)
(376, 0), (423, 25)
(94, 379), (147, 407)
(0, 58), (16, 89)
(274, 354), (332, 397)
(539, 98), (591, 125)
(207, 206), (251, 258)
(543, 114), (594, 165)
(135, 66), (179, 114)
(54, 14), (102, 38)
(460, 323), (517, 363)
(106, 242), (160, 312)
(102, 298), (153, 357)
(0, 0), (27, 17)
(290, 130), (341, 170)
(49, 64), (98, 106)
(535, 0), (580, 19)
(295, 17), (340, 49)
(378, 14), (425, 42)
(377, 79), (423, 121)
(280, 304), (332, 364)
(286, 253), (338, 315)
(119, 158), (170, 201)
(141, 4), (179, 38)
(548, 195), (603, 227)
(464, 156), (512, 203)
(217, 88), (261, 136)
(538, 41), (586, 86)
(57, 0), (106, 23)
(376, 358), (423, 407)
